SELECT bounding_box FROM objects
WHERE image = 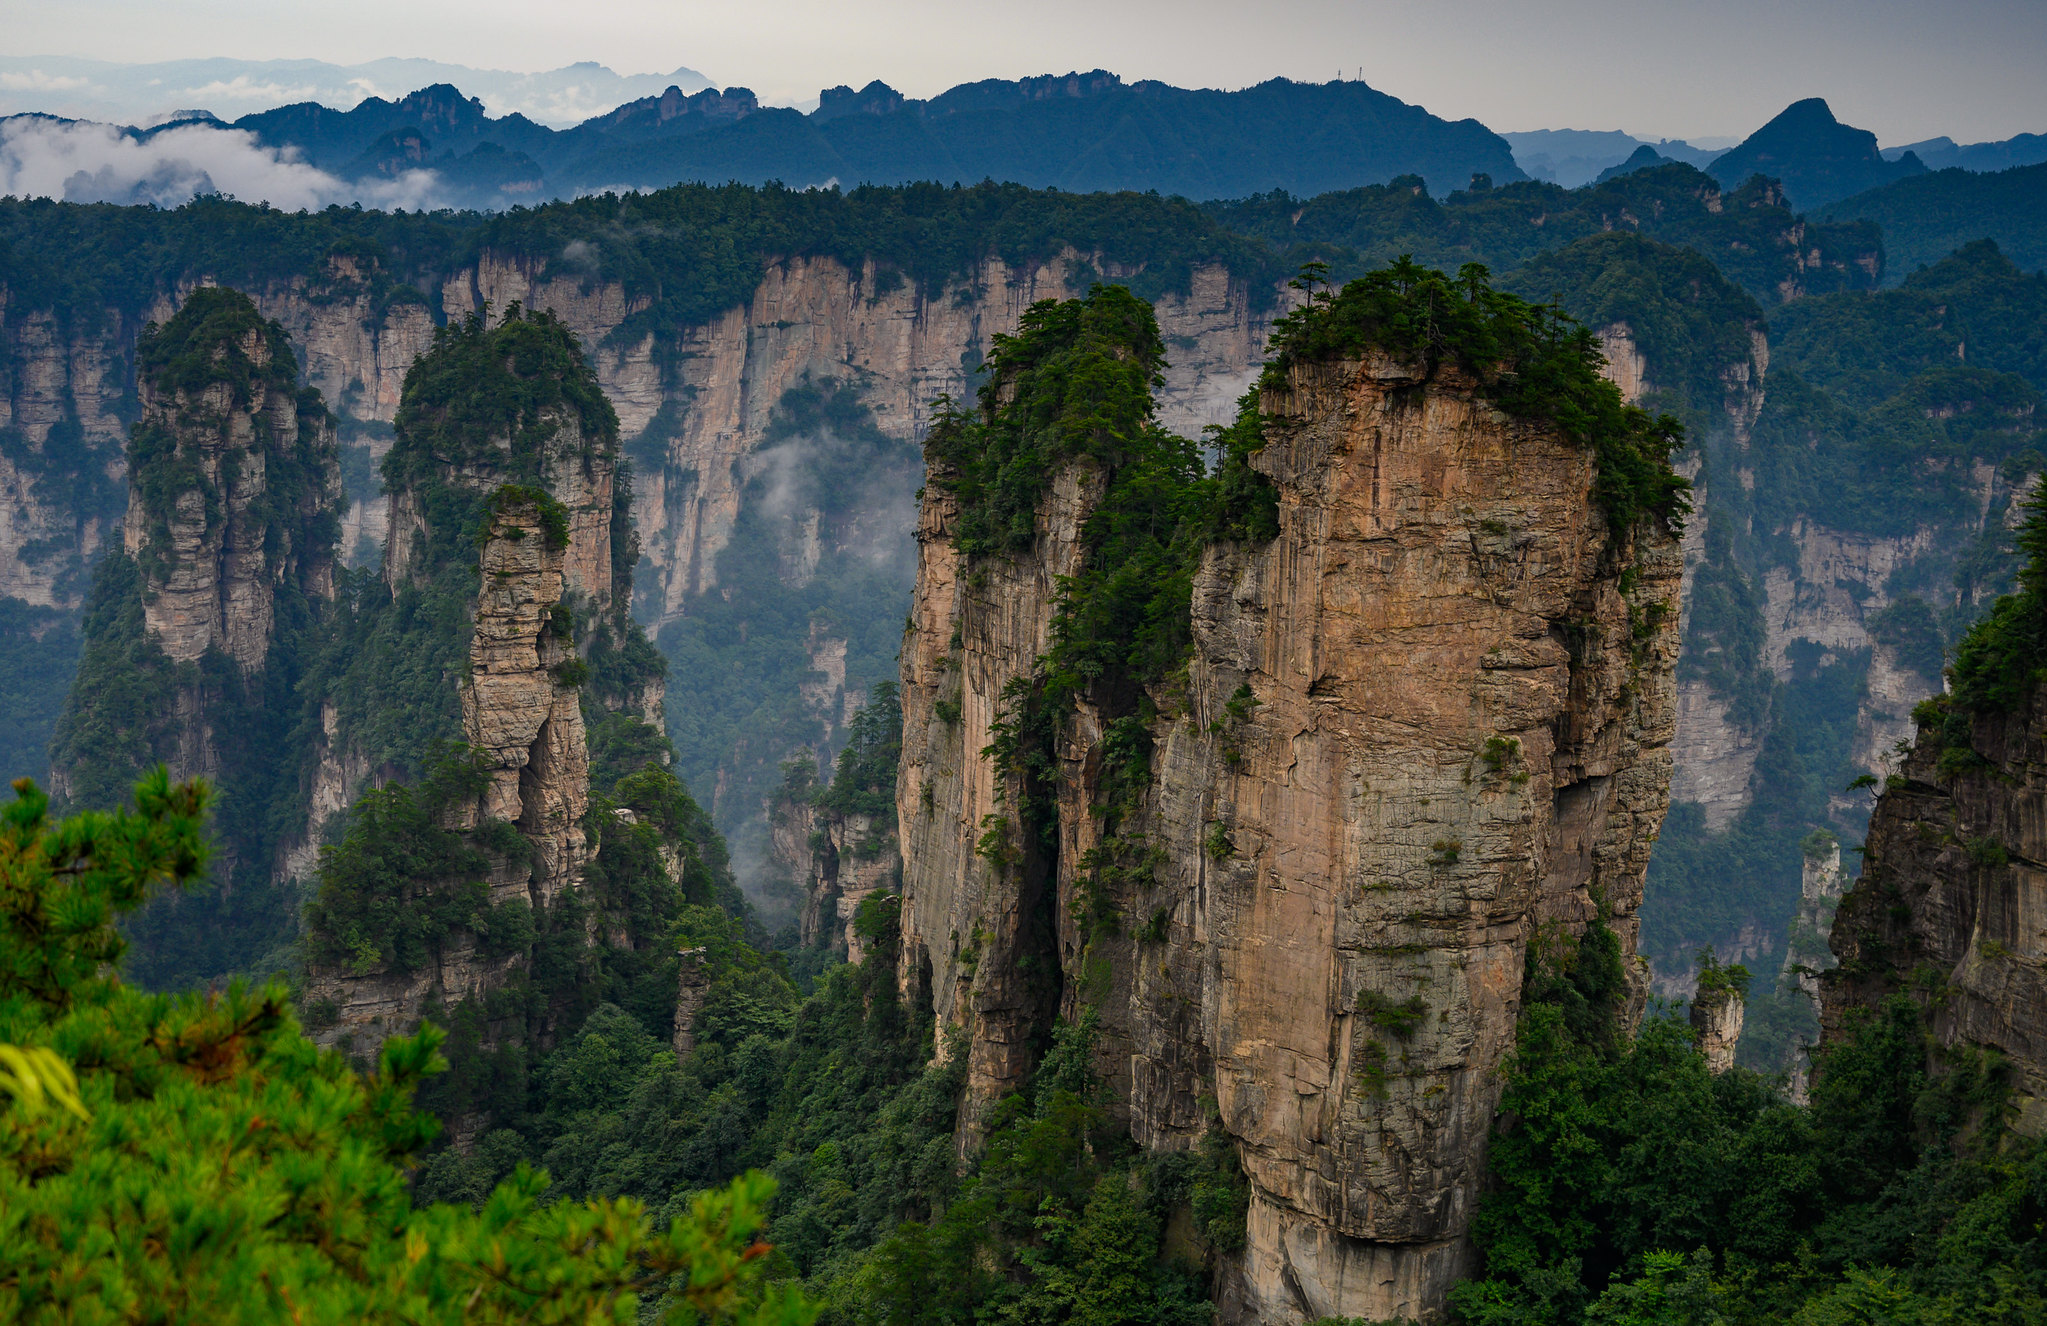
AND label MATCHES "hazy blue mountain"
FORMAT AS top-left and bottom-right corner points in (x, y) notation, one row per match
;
(1497, 129), (1641, 186)
(0, 55), (710, 127)
(1595, 143), (1675, 183)
(1883, 133), (2047, 173)
(1707, 97), (1926, 210)
(564, 73), (1523, 199)
(218, 71), (1524, 206)
(1501, 128), (1720, 186)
